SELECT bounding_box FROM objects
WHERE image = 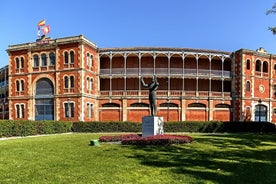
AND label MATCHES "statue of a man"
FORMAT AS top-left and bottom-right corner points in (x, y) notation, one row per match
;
(141, 75), (159, 116)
